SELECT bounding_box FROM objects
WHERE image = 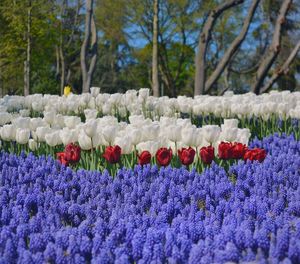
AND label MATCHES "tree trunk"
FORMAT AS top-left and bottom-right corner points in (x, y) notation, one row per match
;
(260, 39), (300, 93)
(59, 44), (65, 95)
(219, 66), (230, 95)
(24, 0), (31, 96)
(194, 0), (244, 96)
(81, 0), (97, 93)
(205, 0), (260, 93)
(86, 15), (97, 91)
(66, 69), (71, 84)
(251, 0), (292, 94)
(152, 0), (159, 97)
(55, 45), (60, 81)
